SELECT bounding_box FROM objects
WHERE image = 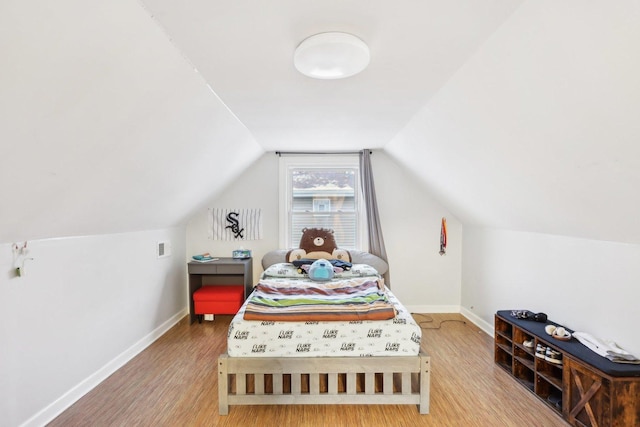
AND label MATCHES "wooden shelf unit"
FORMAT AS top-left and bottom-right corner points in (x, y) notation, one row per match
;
(495, 311), (640, 427)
